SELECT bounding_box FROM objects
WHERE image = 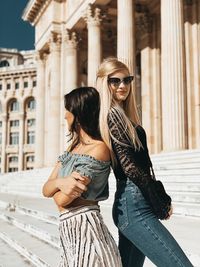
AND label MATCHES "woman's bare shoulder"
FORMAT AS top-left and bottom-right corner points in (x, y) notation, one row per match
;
(89, 141), (110, 162)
